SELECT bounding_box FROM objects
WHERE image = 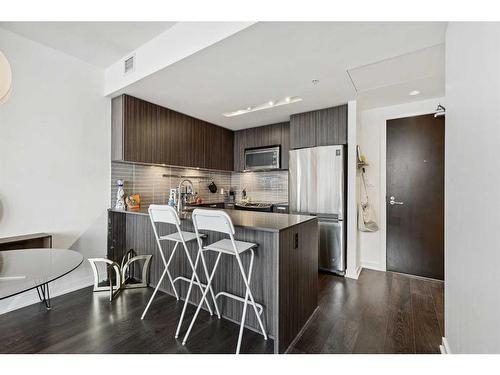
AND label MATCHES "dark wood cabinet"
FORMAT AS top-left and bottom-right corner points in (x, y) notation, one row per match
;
(280, 122), (290, 169)
(290, 111), (317, 149)
(121, 94), (158, 164)
(203, 122), (221, 169)
(290, 104), (347, 149)
(112, 95), (234, 171)
(0, 233), (52, 251)
(316, 104), (347, 146)
(112, 95), (346, 171)
(233, 122), (290, 171)
(221, 127), (234, 171)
